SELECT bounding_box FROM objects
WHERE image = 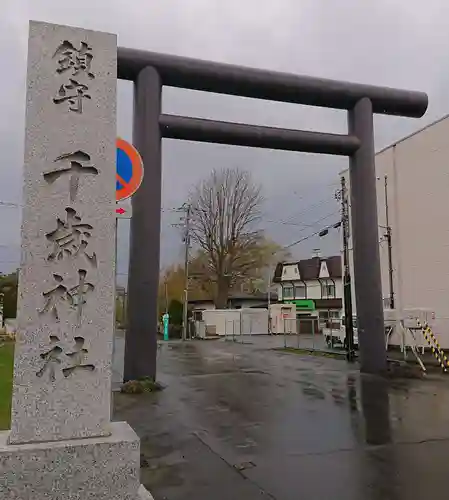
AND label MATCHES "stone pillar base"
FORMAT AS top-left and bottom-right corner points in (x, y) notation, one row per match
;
(0, 421), (152, 499)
